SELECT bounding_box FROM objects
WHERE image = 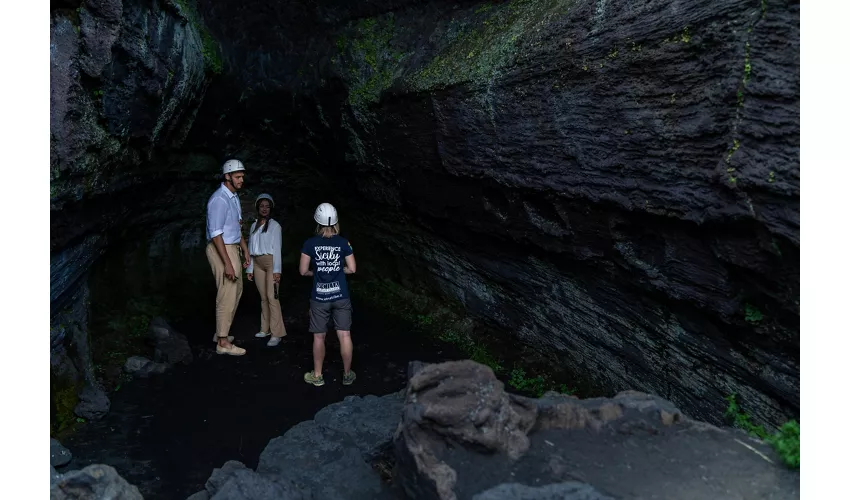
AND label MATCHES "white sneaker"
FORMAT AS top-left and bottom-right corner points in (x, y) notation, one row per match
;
(267, 337), (281, 347)
(255, 331), (270, 338)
